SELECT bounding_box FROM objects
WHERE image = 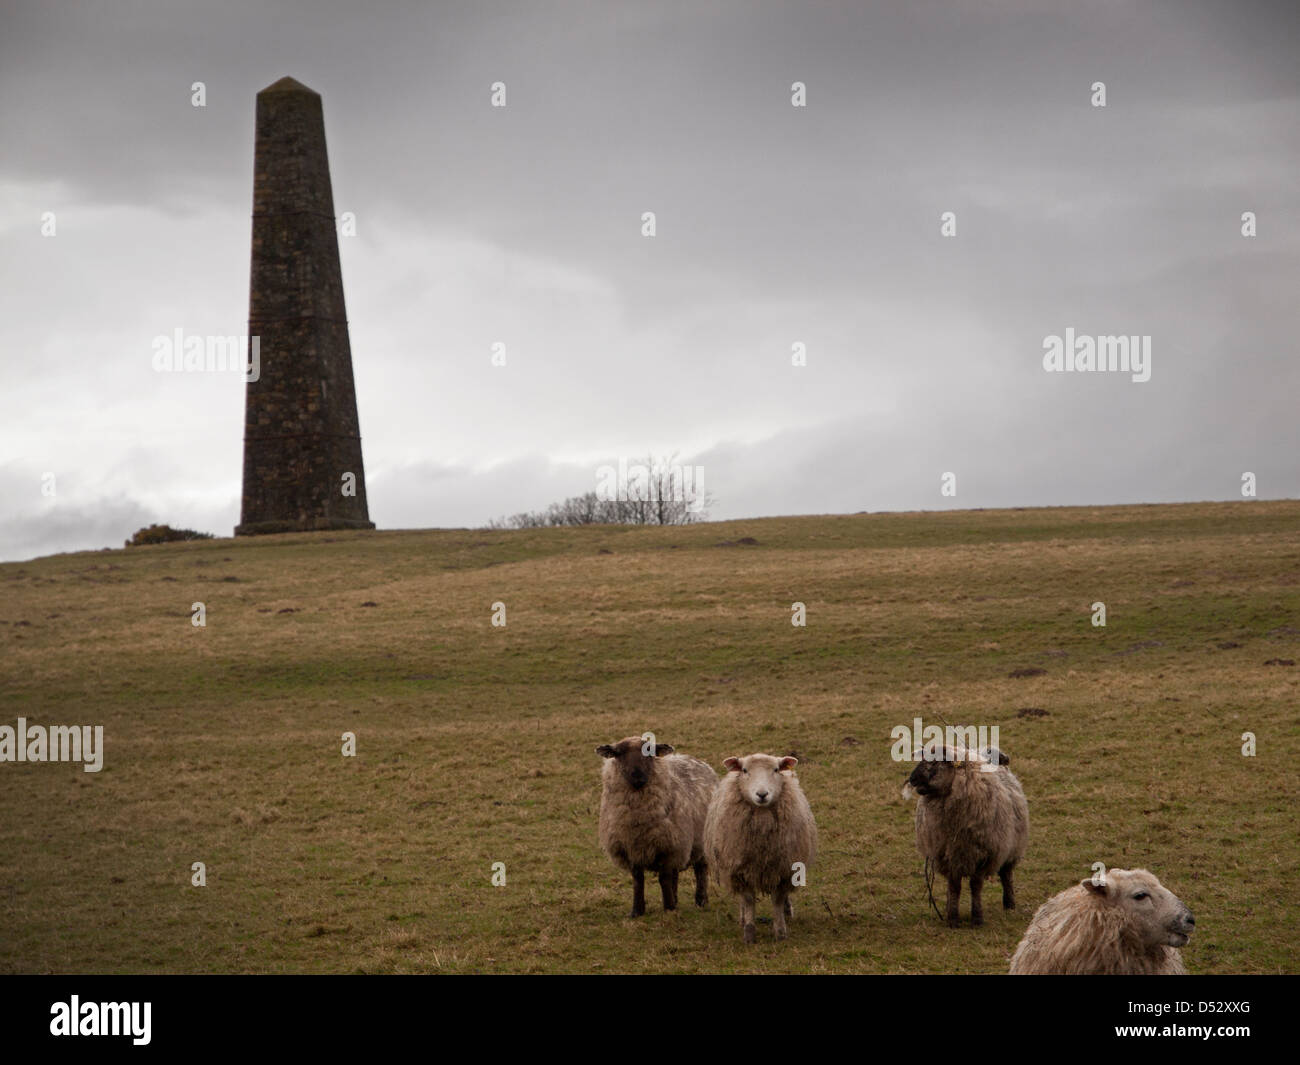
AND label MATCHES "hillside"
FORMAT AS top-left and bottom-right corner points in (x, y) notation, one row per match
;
(1, 500), (1297, 973)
